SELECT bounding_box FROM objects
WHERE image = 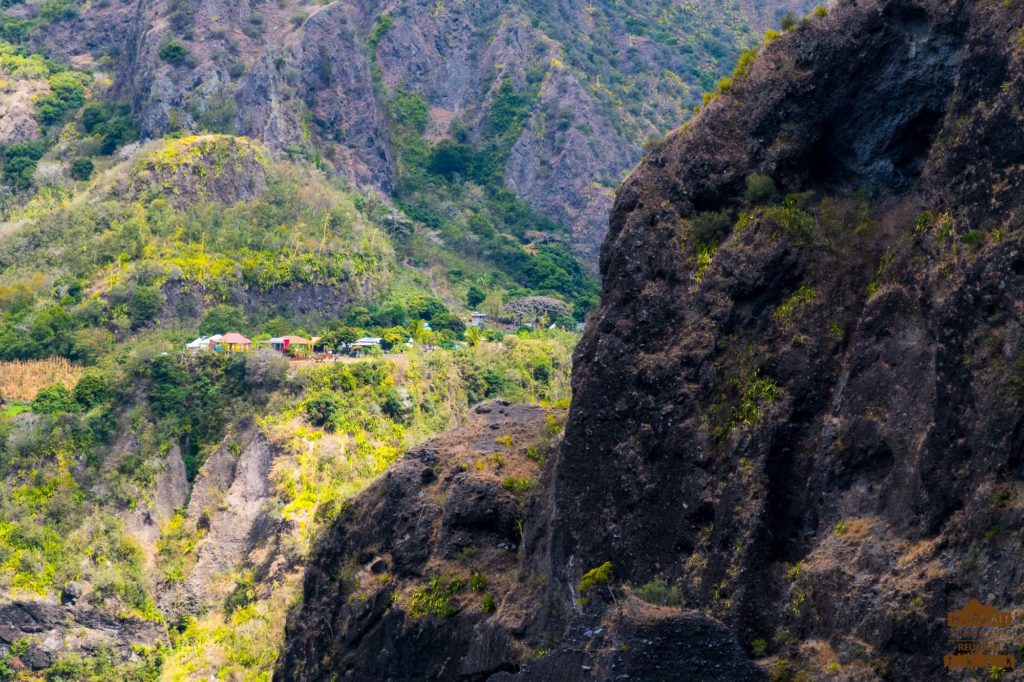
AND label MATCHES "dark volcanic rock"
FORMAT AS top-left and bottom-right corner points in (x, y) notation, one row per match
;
(277, 403), (558, 680)
(0, 600), (164, 665)
(278, 404), (763, 681)
(547, 0), (1024, 679)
